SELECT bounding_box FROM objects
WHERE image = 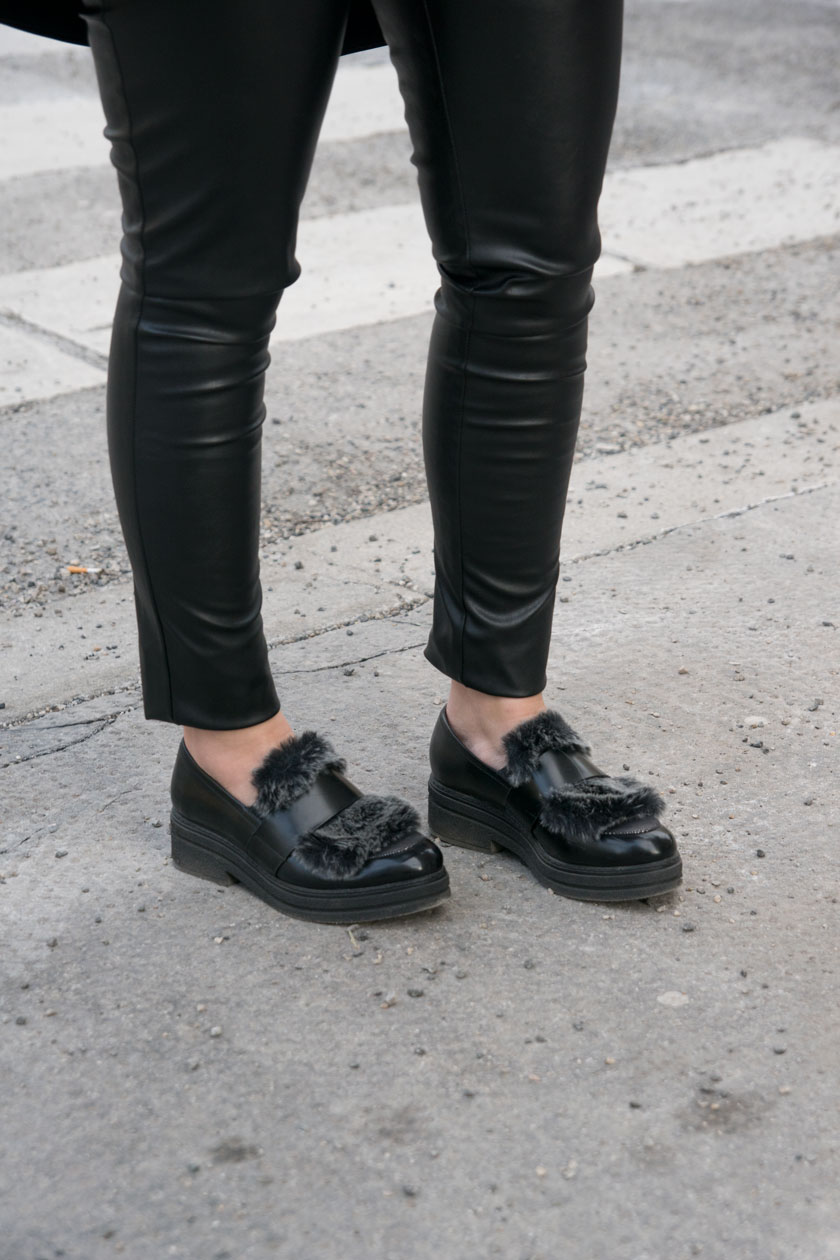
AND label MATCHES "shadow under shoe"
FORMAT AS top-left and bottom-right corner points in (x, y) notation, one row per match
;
(427, 705), (682, 902)
(170, 730), (450, 923)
